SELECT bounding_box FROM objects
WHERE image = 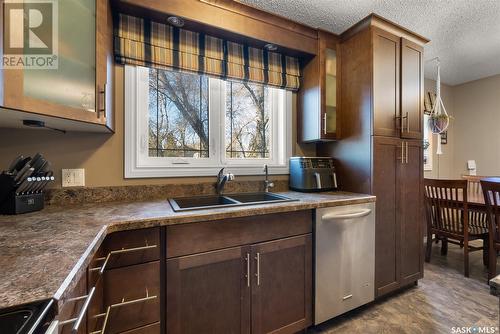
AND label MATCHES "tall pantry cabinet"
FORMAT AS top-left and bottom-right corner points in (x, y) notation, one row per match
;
(317, 14), (428, 298)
